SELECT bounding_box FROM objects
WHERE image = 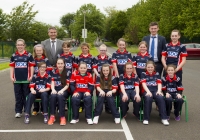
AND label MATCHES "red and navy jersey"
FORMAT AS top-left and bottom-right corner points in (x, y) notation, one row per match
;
(74, 53), (94, 74)
(162, 42), (187, 70)
(95, 76), (118, 91)
(140, 72), (161, 92)
(93, 55), (112, 73)
(162, 74), (184, 93)
(111, 49), (132, 75)
(70, 71), (94, 93)
(9, 51), (35, 81)
(57, 52), (76, 77)
(34, 56), (52, 74)
(50, 69), (70, 91)
(133, 52), (153, 78)
(29, 72), (51, 92)
(119, 73), (139, 91)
